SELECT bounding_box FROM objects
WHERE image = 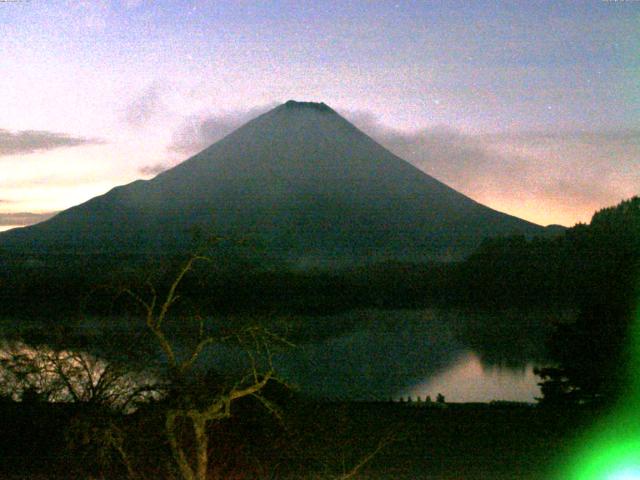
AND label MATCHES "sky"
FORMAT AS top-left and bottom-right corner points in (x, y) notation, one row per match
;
(1, 0), (638, 231)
